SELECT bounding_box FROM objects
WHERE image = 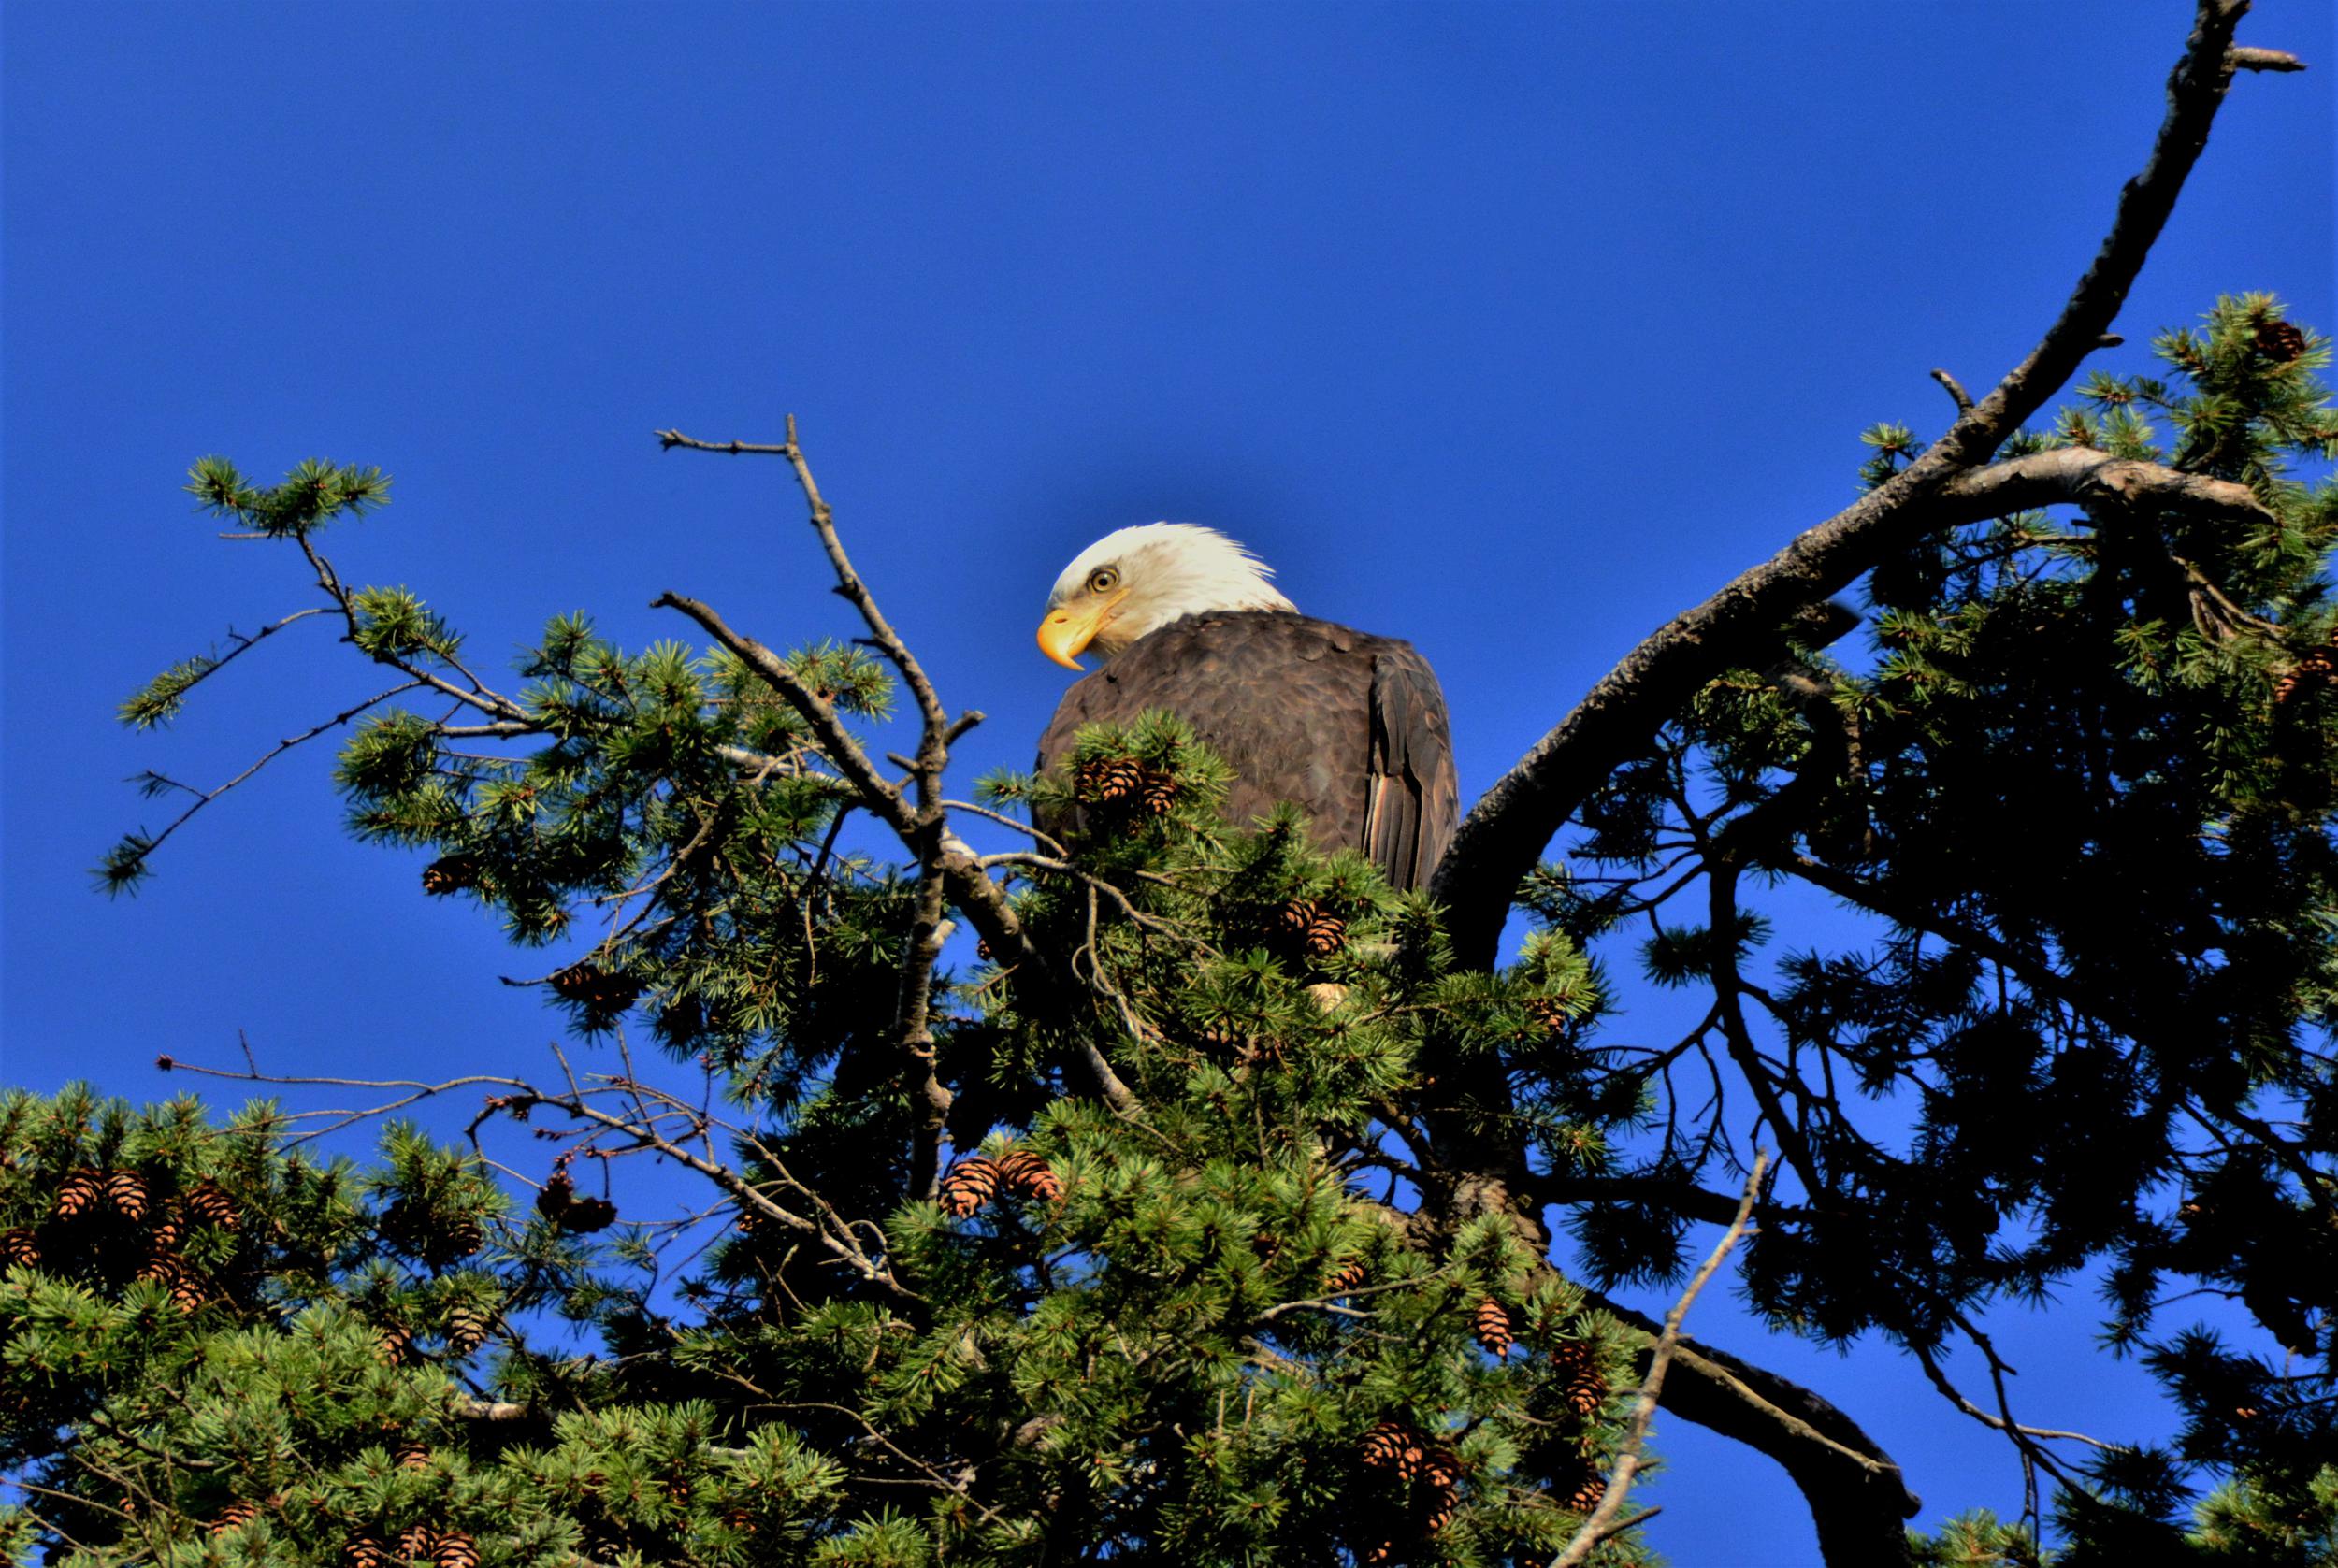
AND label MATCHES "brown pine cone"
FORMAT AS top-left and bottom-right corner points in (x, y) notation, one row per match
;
(104, 1171), (151, 1223)
(2254, 317), (2309, 363)
(2276, 649), (2334, 703)
(397, 1525), (440, 1562)
(938, 1157), (1002, 1218)
(1471, 1298), (1513, 1359)
(443, 1214), (484, 1259)
(146, 1213), (185, 1253)
(54, 1168), (106, 1221)
(1563, 1471), (1609, 1514)
(548, 962), (642, 1014)
(1523, 995), (1573, 1037)
(1358, 1420), (1411, 1471)
(1551, 1339), (1609, 1417)
(975, 939), (993, 962)
(375, 1322), (415, 1366)
(995, 1149), (1063, 1203)
(1075, 756), (1146, 803)
(395, 1441), (431, 1471)
(135, 1254), (203, 1313)
(1277, 898), (1321, 935)
(1421, 1498), (1458, 1532)
(342, 1535), (394, 1568)
(720, 1505), (756, 1535)
(184, 1179), (241, 1231)
(563, 1197), (617, 1234)
(421, 854), (482, 896)
(1138, 770), (1179, 815)
(1322, 1258), (1366, 1294)
(443, 1304), (493, 1356)
(0, 1229), (38, 1270)
(1301, 913), (1347, 958)
(210, 1500), (262, 1536)
(431, 1532), (480, 1568)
